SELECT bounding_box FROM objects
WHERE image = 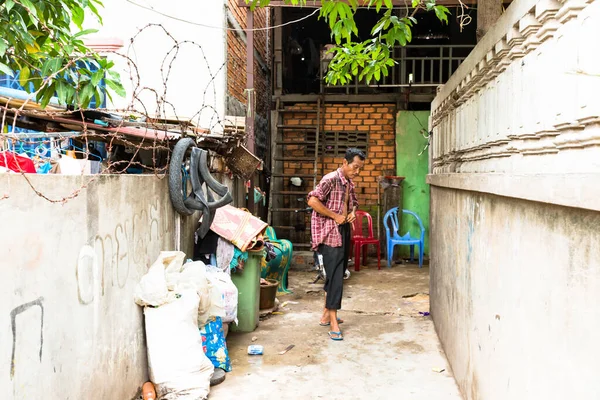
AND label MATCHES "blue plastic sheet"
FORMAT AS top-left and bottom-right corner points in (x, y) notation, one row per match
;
(200, 317), (232, 372)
